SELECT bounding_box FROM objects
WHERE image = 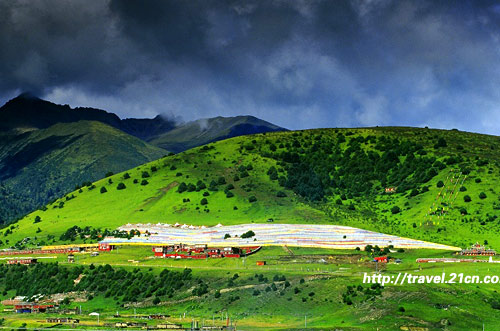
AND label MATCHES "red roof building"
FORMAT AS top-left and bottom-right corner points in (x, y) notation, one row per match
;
(373, 256), (388, 263)
(7, 258), (37, 265)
